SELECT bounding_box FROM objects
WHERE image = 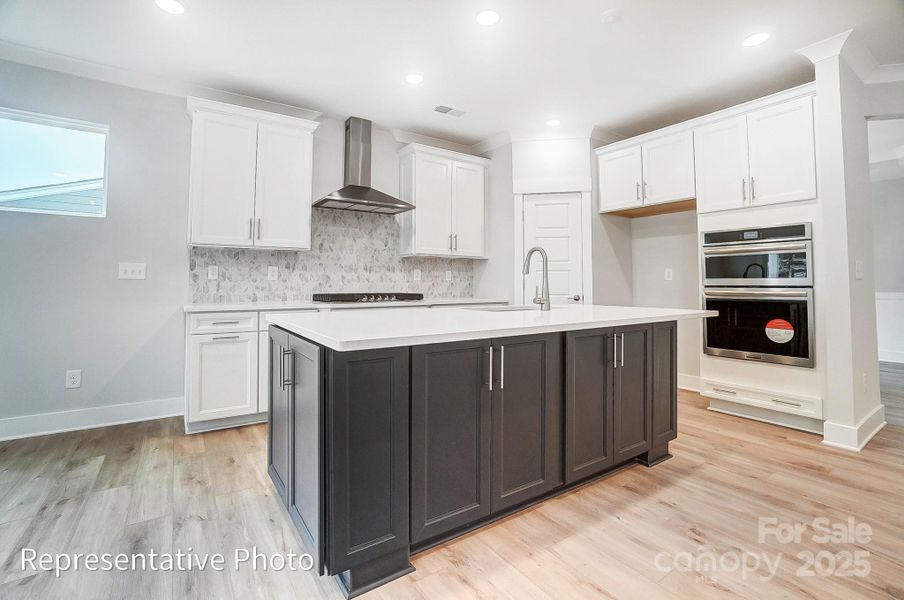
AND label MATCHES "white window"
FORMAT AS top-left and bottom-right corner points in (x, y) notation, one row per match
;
(0, 107), (109, 217)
